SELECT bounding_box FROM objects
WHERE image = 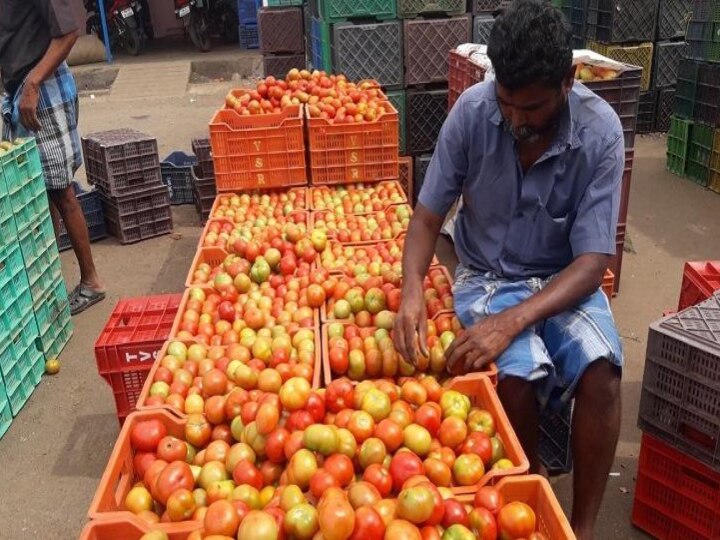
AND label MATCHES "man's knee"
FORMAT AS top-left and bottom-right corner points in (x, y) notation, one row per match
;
(48, 185), (78, 213)
(576, 358), (621, 403)
(498, 376), (538, 411)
